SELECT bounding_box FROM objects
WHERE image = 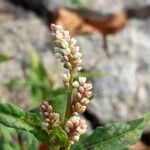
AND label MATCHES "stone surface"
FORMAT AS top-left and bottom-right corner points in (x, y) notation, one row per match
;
(88, 0), (150, 14)
(1, 0), (150, 128)
(78, 18), (150, 123)
(0, 0), (55, 108)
